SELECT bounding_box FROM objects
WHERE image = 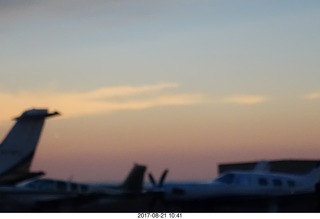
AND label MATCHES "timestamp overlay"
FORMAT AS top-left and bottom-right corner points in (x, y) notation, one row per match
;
(34, 213), (320, 219)
(137, 213), (183, 219)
